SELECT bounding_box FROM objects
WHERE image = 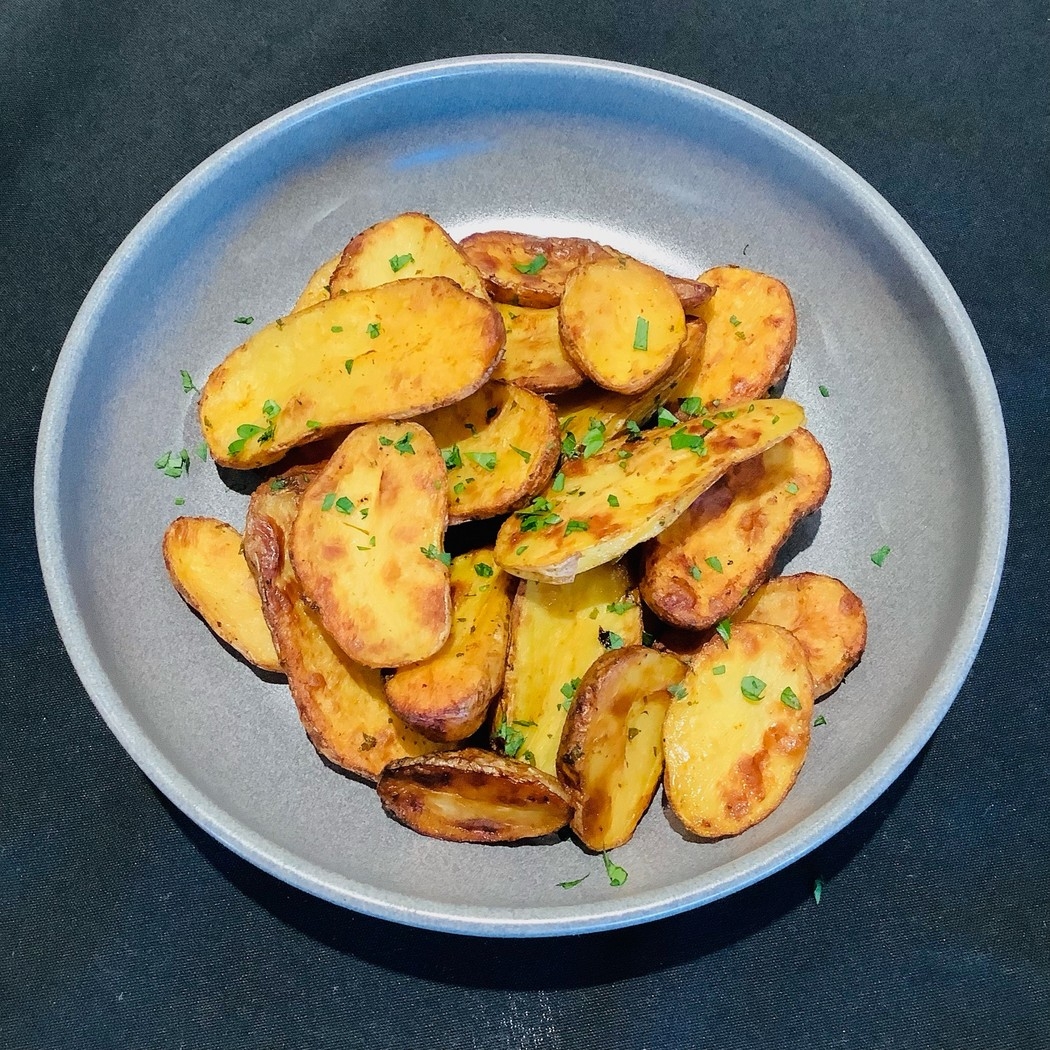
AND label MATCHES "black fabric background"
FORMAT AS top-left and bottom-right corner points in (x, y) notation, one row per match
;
(3, 2), (1048, 1047)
